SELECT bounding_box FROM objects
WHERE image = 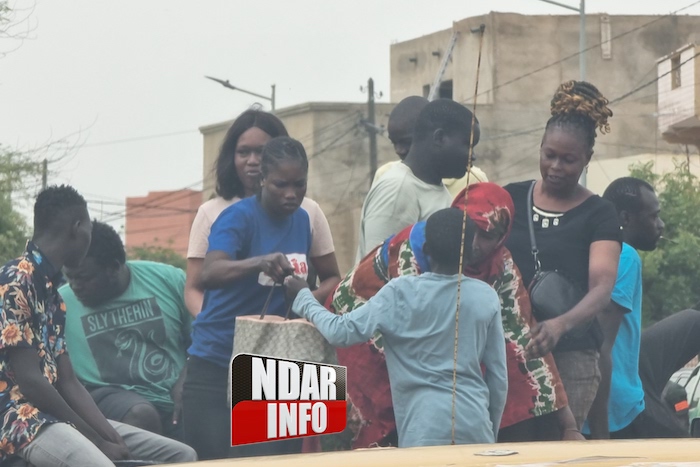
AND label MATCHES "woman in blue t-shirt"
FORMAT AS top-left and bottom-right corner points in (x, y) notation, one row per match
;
(181, 136), (341, 460)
